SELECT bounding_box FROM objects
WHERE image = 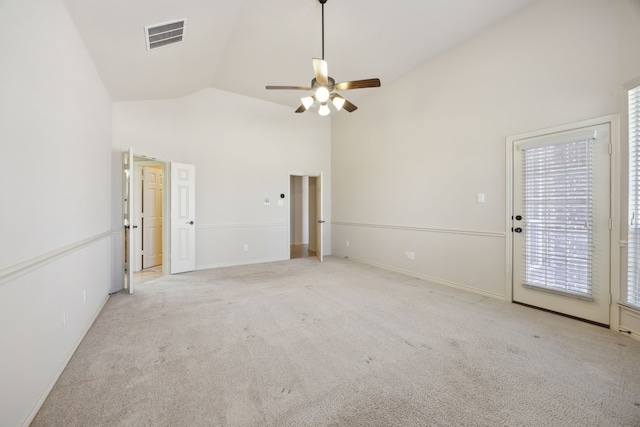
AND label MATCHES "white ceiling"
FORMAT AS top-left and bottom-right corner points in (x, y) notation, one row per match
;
(63, 0), (535, 110)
